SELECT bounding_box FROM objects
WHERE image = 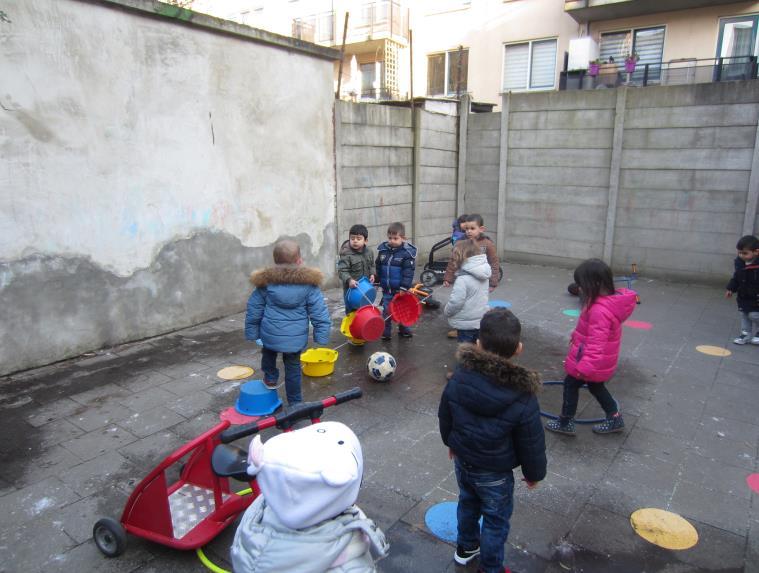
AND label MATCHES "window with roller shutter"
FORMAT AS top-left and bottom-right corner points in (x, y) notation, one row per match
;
(599, 26), (665, 82)
(502, 38), (557, 92)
